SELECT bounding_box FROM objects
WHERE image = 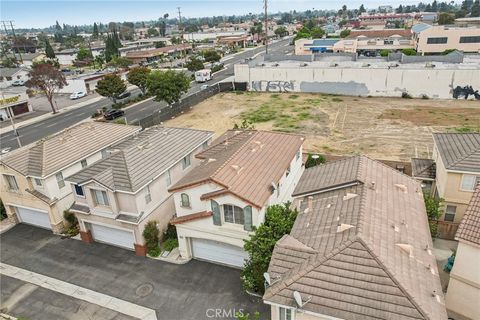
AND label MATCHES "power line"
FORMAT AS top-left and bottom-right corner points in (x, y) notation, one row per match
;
(264, 0), (268, 54)
(1, 20), (23, 63)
